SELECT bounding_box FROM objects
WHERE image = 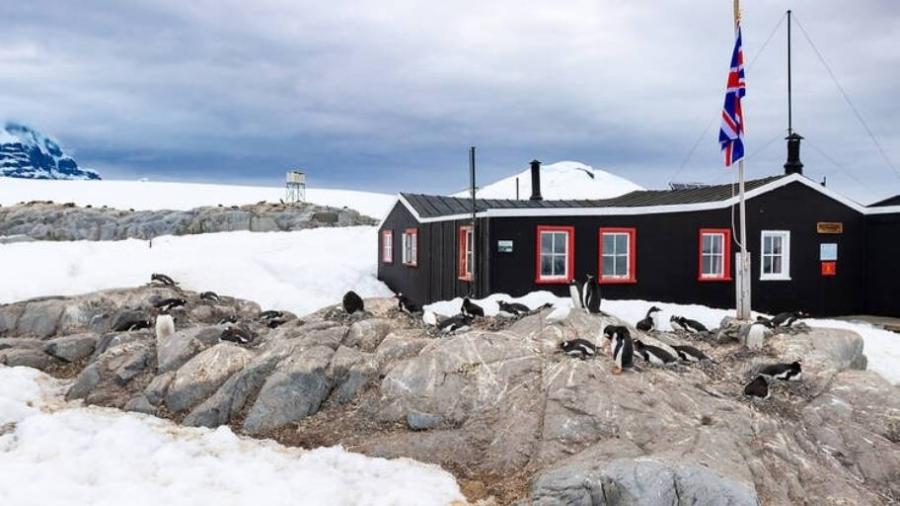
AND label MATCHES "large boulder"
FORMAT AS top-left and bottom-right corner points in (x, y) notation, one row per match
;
(344, 318), (394, 352)
(44, 333), (98, 362)
(165, 343), (254, 413)
(0, 347), (56, 369)
(66, 340), (155, 407)
(328, 345), (378, 404)
(15, 299), (65, 338)
(157, 326), (225, 372)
